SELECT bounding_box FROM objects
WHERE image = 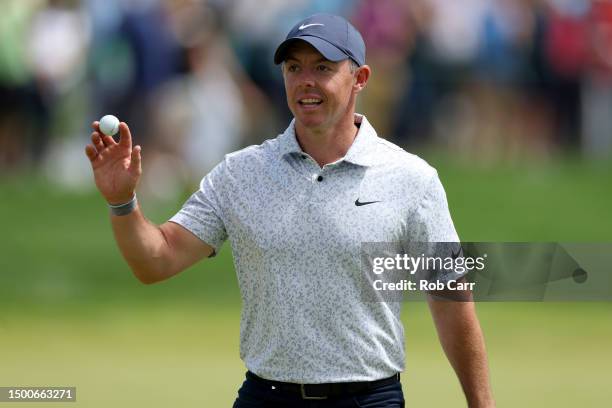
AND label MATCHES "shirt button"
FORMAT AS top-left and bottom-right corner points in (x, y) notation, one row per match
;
(317, 175), (323, 182)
